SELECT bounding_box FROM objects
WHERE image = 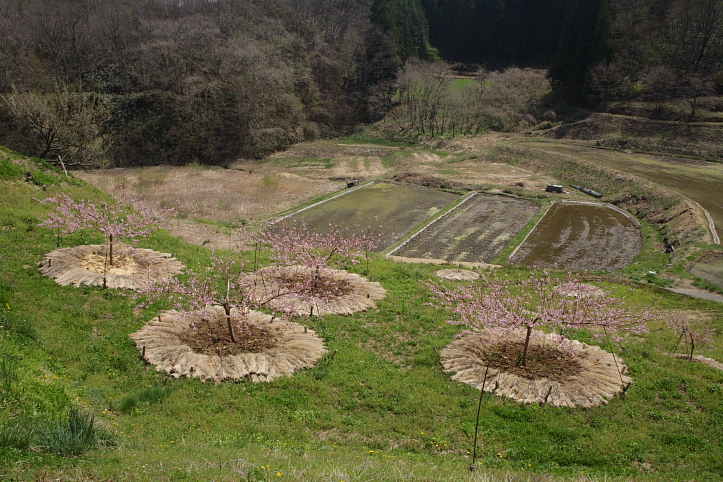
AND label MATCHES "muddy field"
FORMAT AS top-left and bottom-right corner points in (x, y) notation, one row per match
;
(508, 202), (642, 272)
(74, 137), (717, 279)
(516, 141), (723, 243)
(392, 193), (539, 263)
(690, 252), (723, 289)
(288, 182), (460, 249)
